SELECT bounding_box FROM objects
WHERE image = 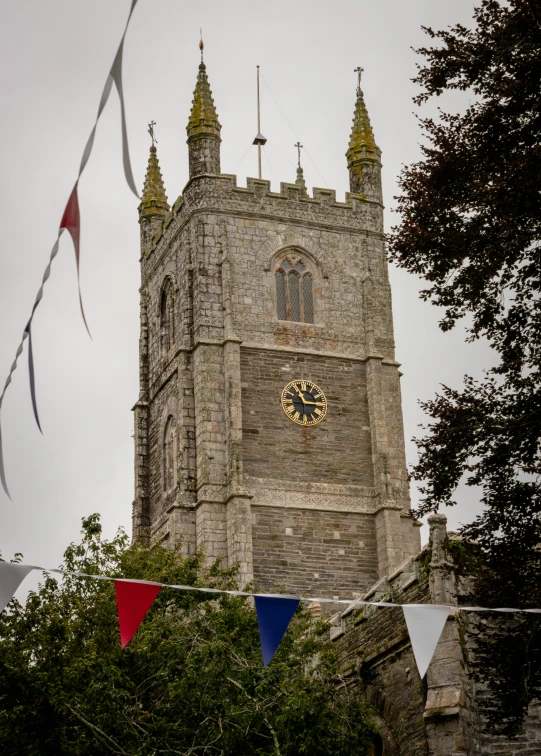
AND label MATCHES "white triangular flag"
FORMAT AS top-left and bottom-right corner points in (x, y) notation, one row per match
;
(0, 562), (34, 613)
(403, 604), (450, 679)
